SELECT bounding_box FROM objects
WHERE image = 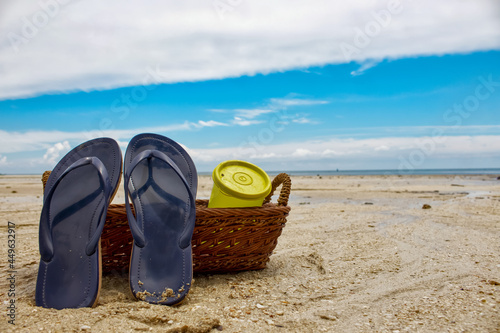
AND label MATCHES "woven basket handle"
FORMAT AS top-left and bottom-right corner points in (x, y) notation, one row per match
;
(263, 173), (291, 206)
(42, 171), (51, 192)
